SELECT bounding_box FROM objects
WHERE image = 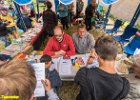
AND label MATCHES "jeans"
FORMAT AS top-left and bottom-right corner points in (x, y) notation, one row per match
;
(60, 16), (69, 30)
